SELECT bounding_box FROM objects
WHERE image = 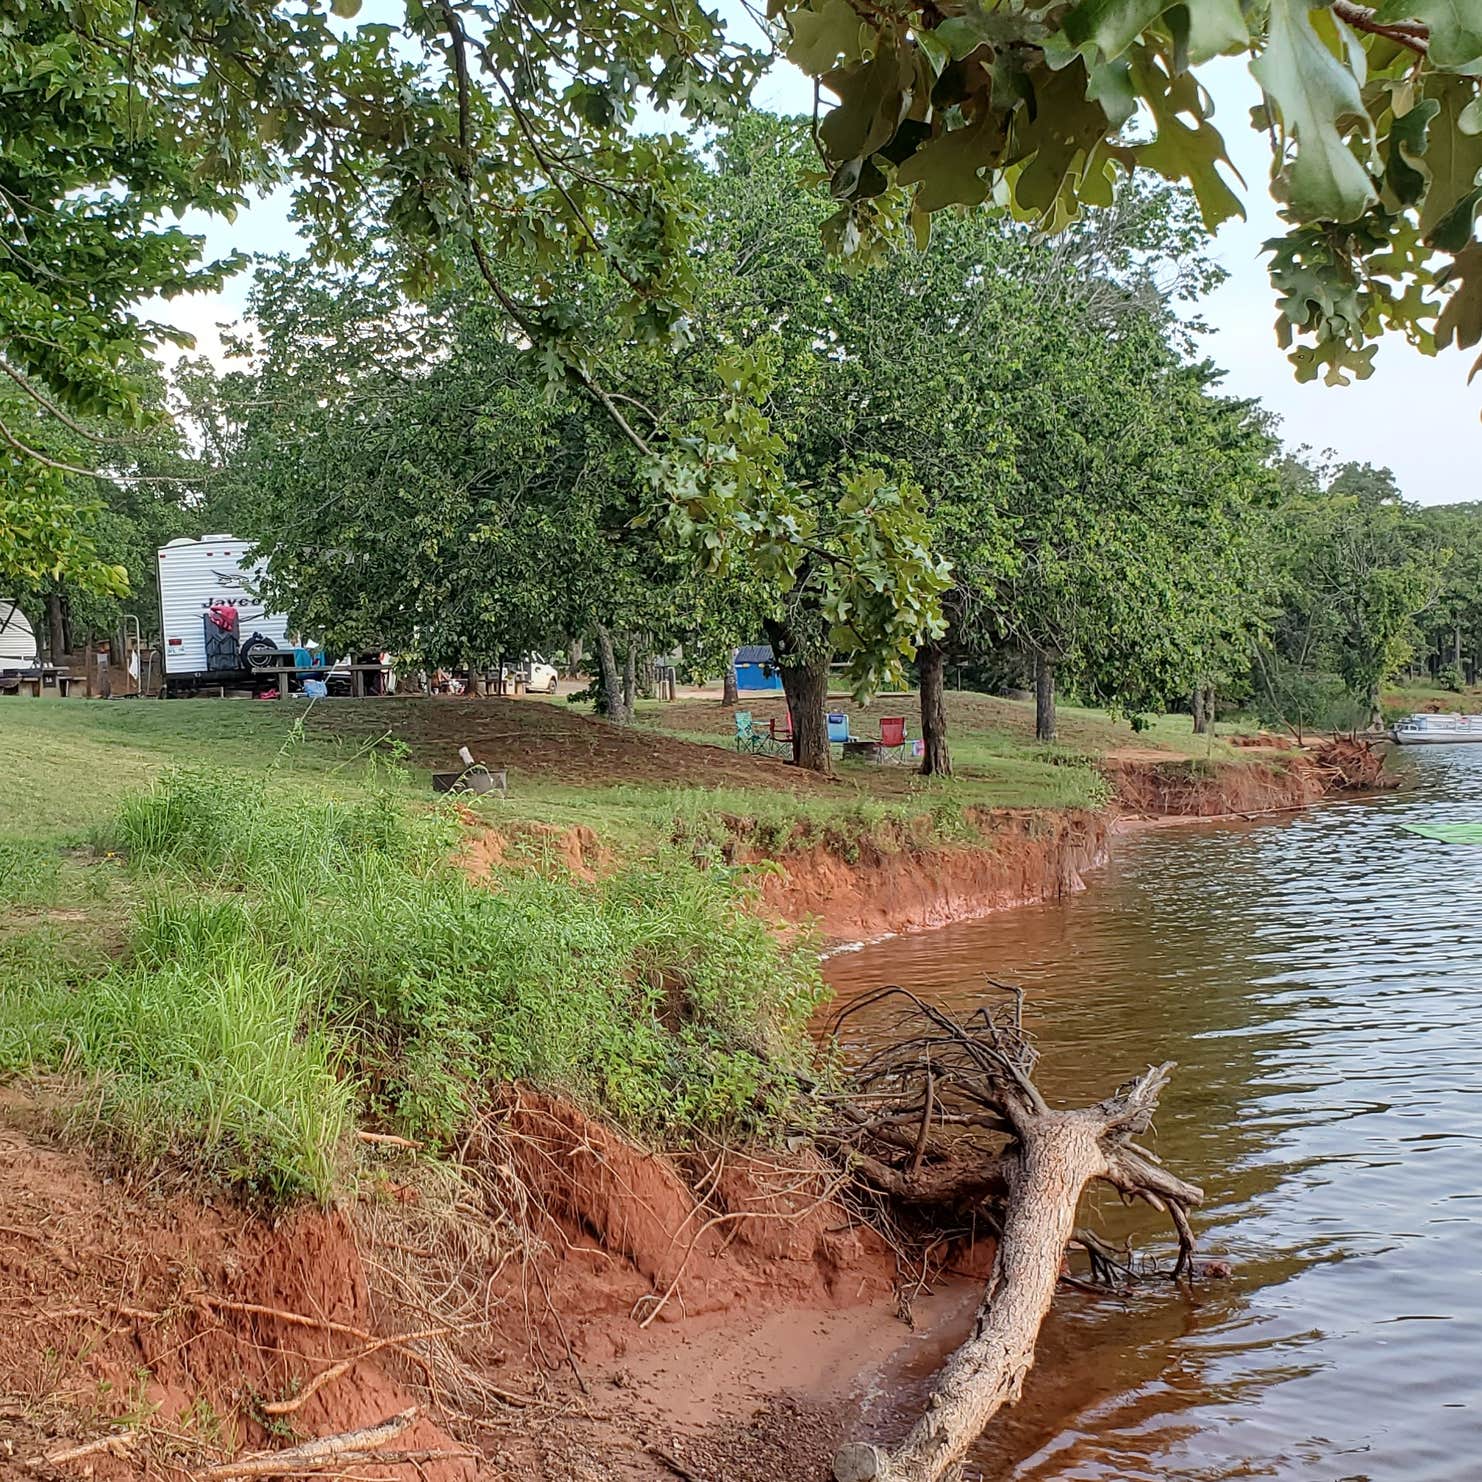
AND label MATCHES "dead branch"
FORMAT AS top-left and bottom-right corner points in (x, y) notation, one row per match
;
(32, 1431), (137, 1469)
(826, 984), (1204, 1482)
(357, 1130), (424, 1150)
(260, 1328), (454, 1416)
(190, 1408), (423, 1479)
